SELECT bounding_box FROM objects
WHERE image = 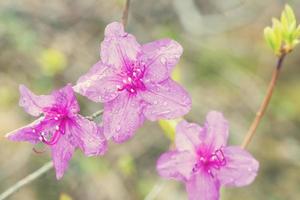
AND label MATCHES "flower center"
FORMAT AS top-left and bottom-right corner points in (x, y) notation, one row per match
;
(192, 148), (226, 177)
(33, 113), (67, 146)
(117, 61), (146, 94)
